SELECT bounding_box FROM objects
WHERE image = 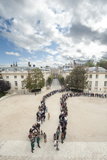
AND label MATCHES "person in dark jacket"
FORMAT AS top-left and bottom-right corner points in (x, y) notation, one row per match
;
(61, 132), (64, 143)
(56, 129), (60, 140)
(37, 136), (41, 148)
(64, 129), (66, 139)
(31, 139), (34, 153)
